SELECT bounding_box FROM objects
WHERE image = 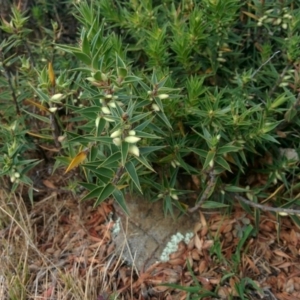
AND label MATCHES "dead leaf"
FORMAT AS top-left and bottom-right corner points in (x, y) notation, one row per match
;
(65, 149), (89, 174)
